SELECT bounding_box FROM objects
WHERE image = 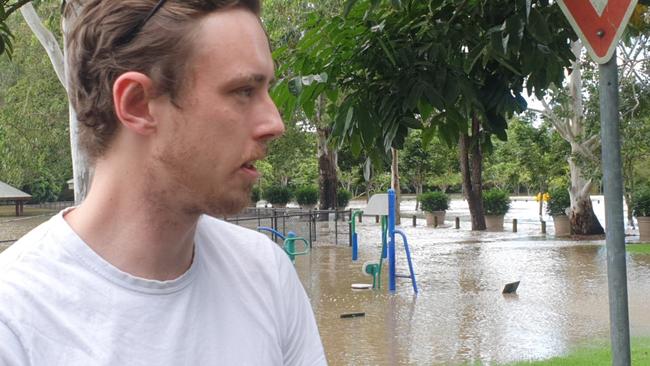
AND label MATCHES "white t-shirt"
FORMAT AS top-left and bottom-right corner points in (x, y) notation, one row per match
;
(0, 210), (326, 365)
